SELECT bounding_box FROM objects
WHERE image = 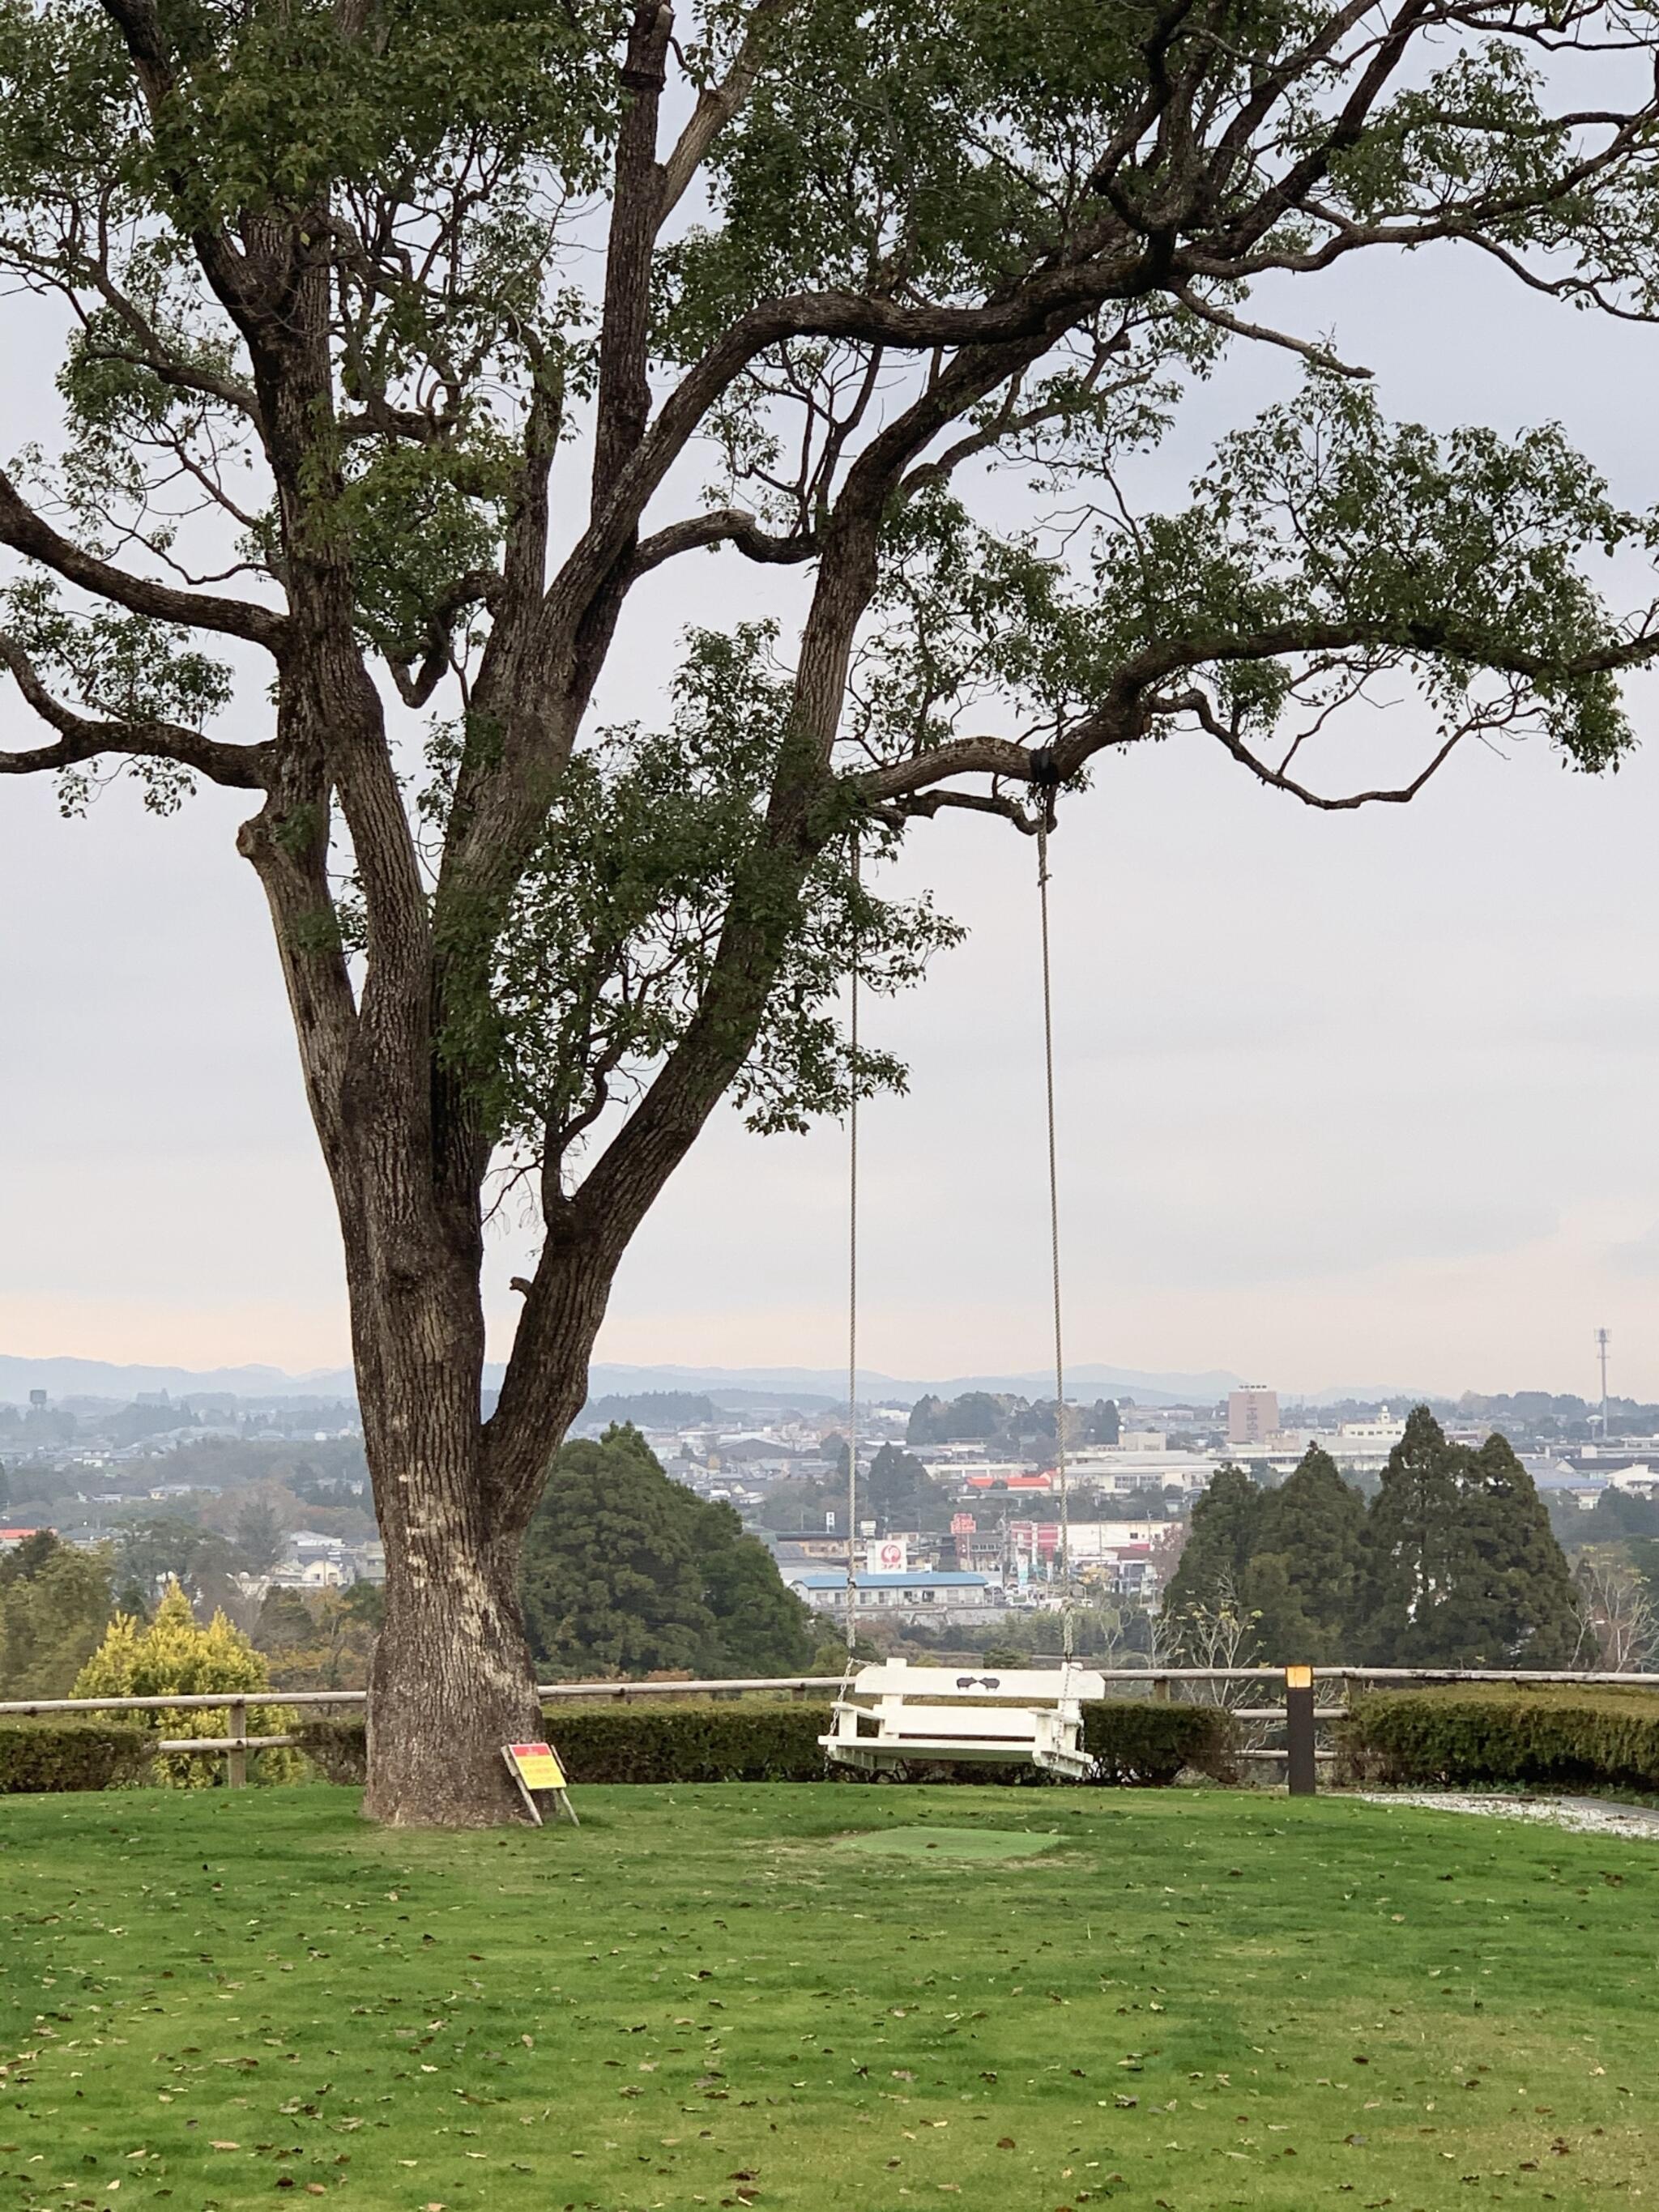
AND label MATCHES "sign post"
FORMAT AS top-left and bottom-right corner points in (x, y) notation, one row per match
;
(502, 1741), (579, 1827)
(1284, 1665), (1316, 1797)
